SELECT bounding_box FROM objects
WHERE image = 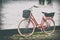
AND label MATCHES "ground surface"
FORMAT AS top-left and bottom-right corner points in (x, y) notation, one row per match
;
(0, 26), (60, 40)
(9, 30), (60, 40)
